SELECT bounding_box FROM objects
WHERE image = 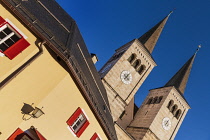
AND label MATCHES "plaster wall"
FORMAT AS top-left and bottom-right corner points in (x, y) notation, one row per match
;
(0, 5), (108, 140)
